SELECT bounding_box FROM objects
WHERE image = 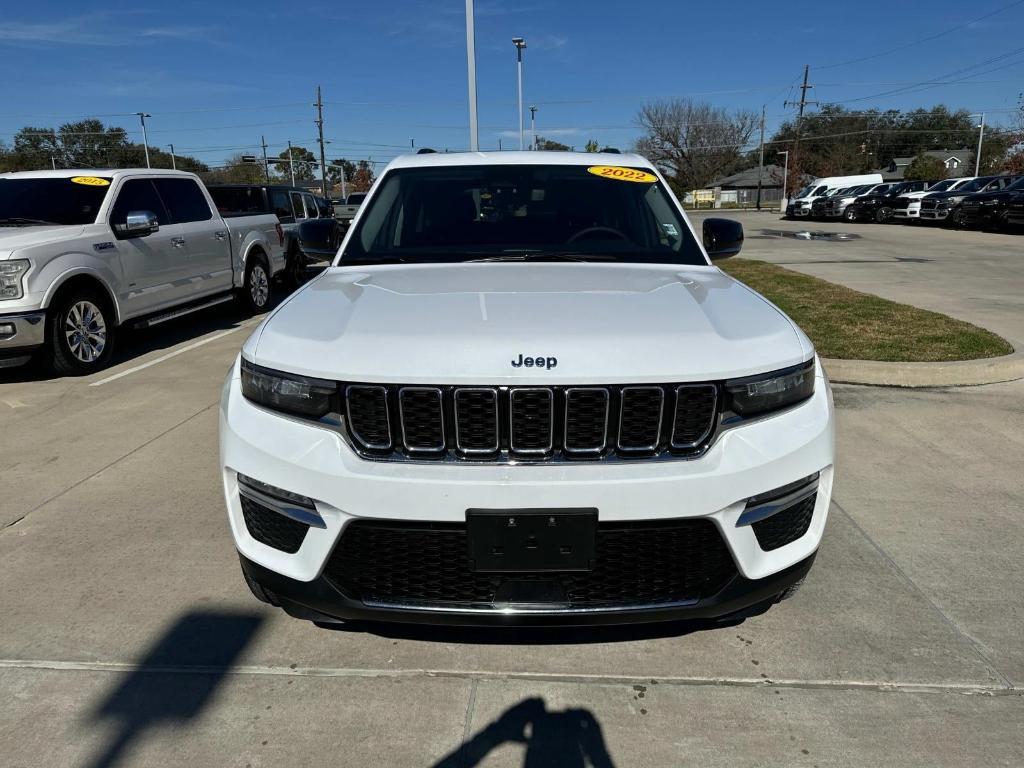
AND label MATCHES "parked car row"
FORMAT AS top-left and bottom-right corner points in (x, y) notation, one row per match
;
(787, 173), (1024, 231)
